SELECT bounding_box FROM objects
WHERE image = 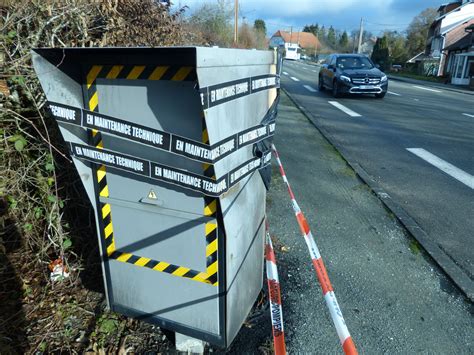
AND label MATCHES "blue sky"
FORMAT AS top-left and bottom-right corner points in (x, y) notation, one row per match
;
(173, 0), (444, 36)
